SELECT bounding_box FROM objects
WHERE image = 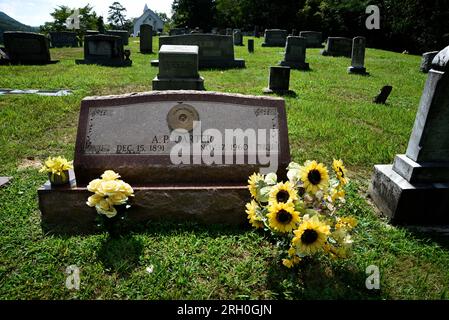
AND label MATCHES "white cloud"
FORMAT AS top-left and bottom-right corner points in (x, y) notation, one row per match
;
(0, 0), (173, 27)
